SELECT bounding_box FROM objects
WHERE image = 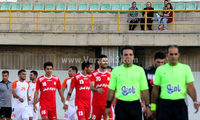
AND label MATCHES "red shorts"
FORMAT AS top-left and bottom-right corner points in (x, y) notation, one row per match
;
(91, 105), (106, 120)
(91, 105), (115, 120)
(76, 105), (91, 120)
(40, 107), (57, 120)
